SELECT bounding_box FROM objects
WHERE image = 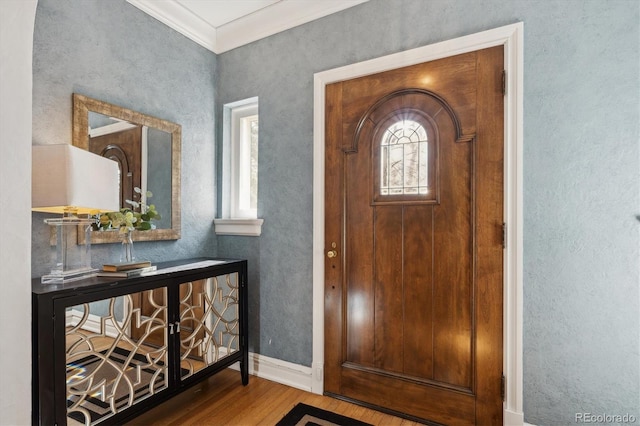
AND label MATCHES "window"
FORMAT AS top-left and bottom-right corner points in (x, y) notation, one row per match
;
(234, 107), (259, 218)
(214, 97), (263, 236)
(380, 119), (429, 196)
(371, 111), (437, 205)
